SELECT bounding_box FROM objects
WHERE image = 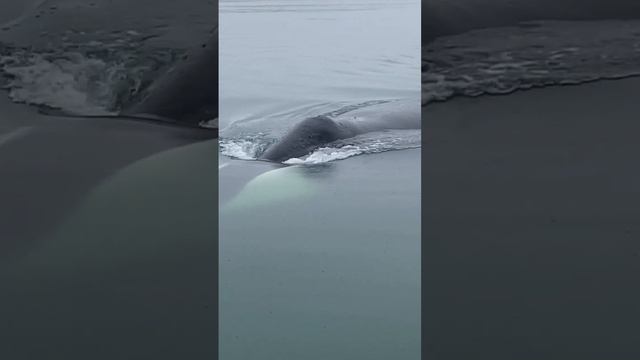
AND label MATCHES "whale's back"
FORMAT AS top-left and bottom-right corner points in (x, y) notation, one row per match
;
(260, 100), (420, 162)
(260, 115), (352, 162)
(123, 29), (218, 125)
